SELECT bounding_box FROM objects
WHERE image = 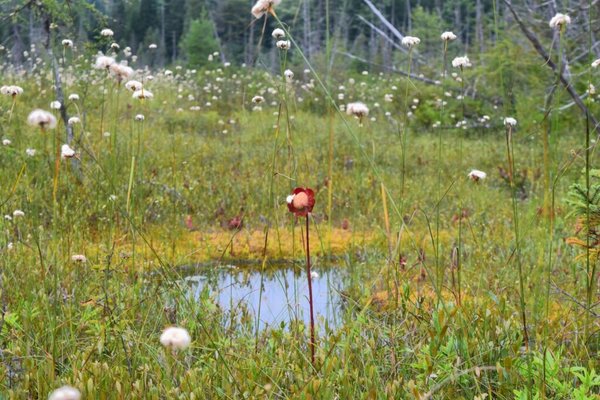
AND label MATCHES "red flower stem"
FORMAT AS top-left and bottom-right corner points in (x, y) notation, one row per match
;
(305, 215), (316, 366)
